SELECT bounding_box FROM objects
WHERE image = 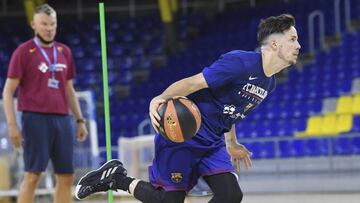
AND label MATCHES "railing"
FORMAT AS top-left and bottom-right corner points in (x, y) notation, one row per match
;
(138, 118), (155, 136)
(334, 0), (352, 38)
(308, 10), (326, 55)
